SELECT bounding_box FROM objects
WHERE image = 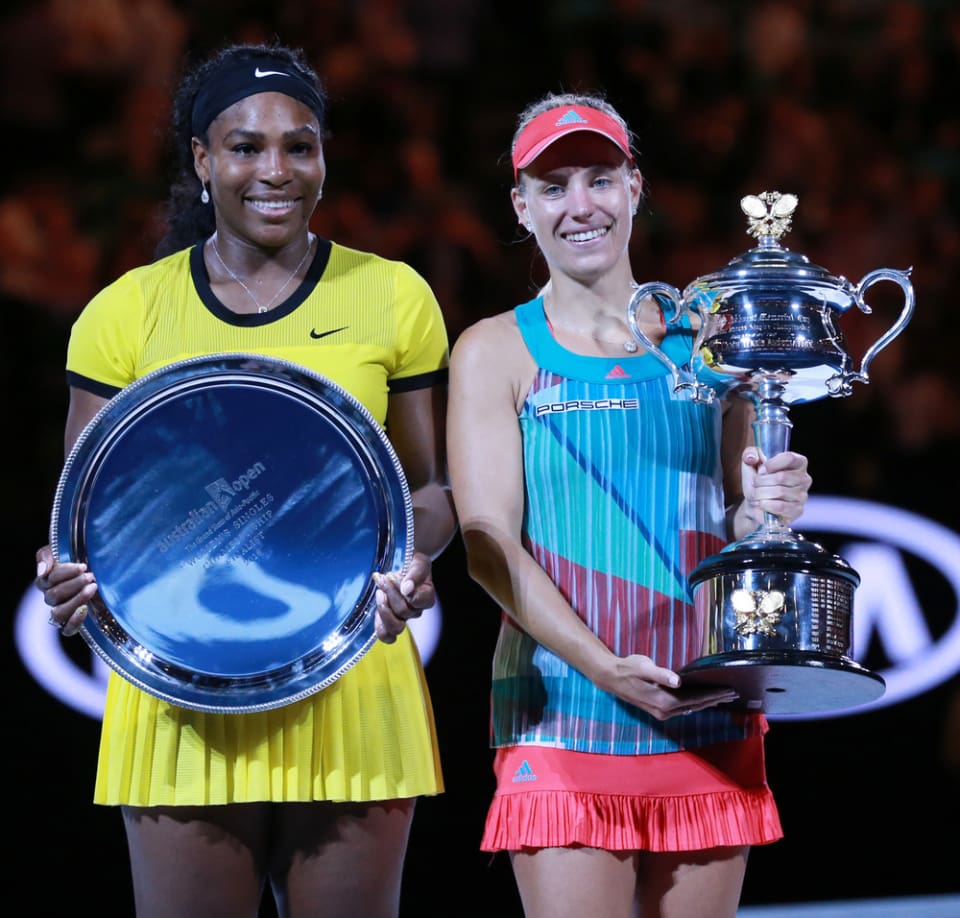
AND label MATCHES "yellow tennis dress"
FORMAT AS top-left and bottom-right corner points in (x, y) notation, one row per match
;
(66, 240), (447, 805)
